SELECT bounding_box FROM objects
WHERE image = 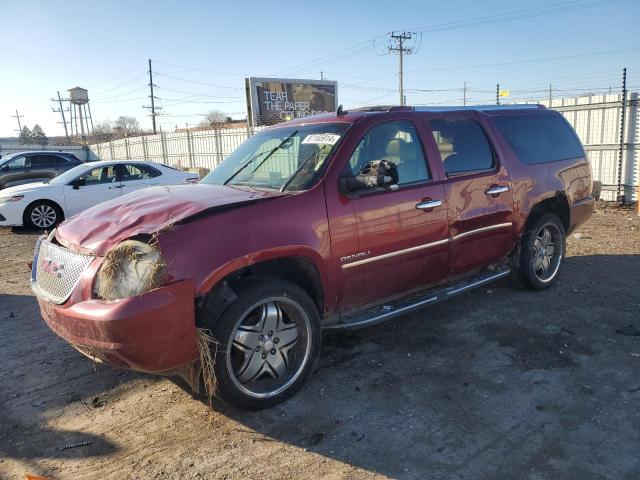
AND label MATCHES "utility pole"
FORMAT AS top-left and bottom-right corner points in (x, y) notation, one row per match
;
(496, 84), (500, 105)
(548, 84), (553, 104)
(52, 91), (70, 142)
(389, 31), (415, 106)
(320, 70), (324, 80)
(463, 81), (467, 106)
(617, 67), (627, 204)
(11, 109), (24, 133)
(144, 58), (161, 134)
